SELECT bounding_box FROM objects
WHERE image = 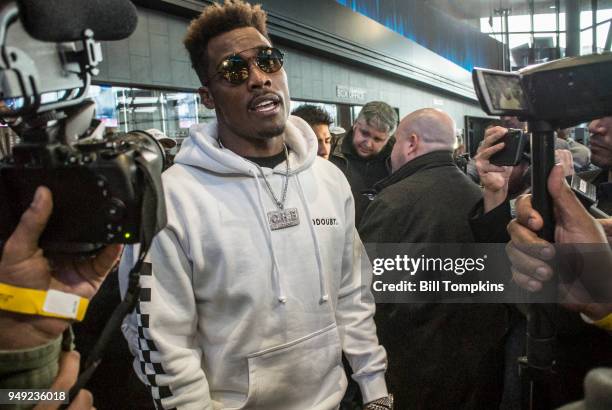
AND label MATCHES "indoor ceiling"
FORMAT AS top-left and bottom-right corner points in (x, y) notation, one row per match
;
(426, 0), (612, 21)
